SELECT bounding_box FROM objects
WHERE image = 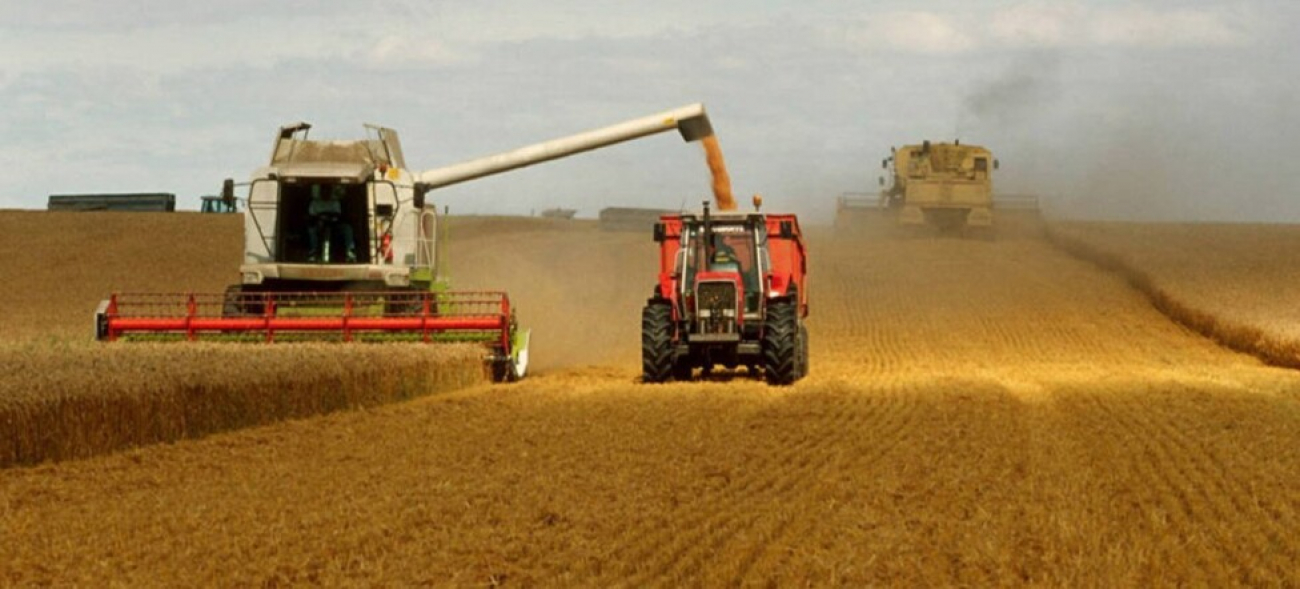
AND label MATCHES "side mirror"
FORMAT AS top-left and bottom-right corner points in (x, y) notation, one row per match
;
(375, 204), (395, 218)
(221, 178), (235, 207)
(653, 223), (666, 243)
(994, 159), (1000, 170)
(878, 176), (885, 186)
(779, 220), (794, 239)
(881, 158), (888, 169)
